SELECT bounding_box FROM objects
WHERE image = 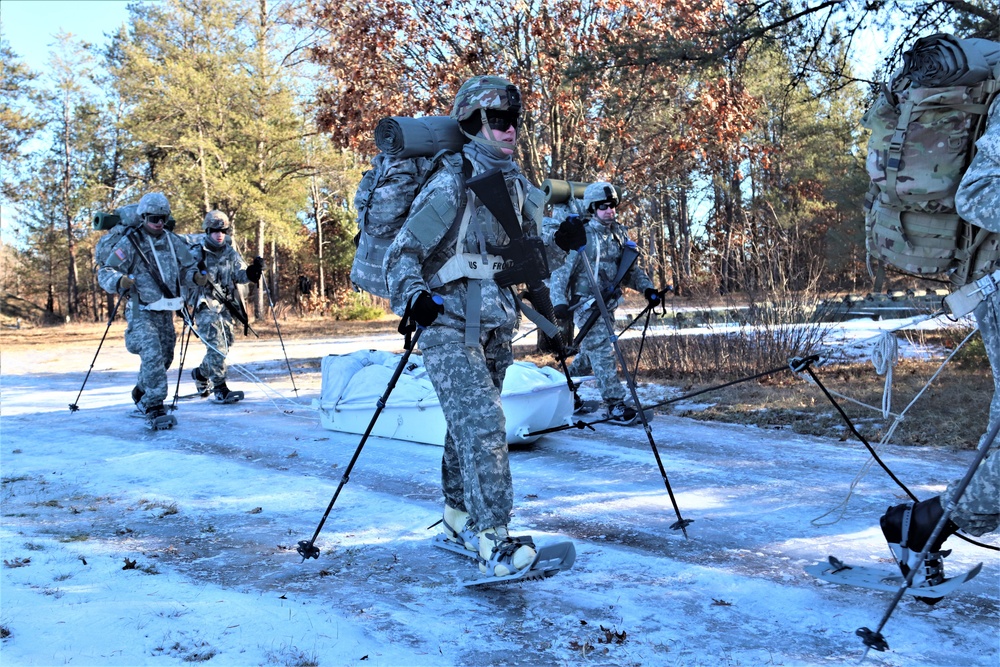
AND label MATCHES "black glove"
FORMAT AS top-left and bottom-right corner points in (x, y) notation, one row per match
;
(554, 214), (587, 252)
(246, 256), (264, 283)
(553, 304), (571, 321)
(411, 291), (443, 327)
(644, 288), (661, 306)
